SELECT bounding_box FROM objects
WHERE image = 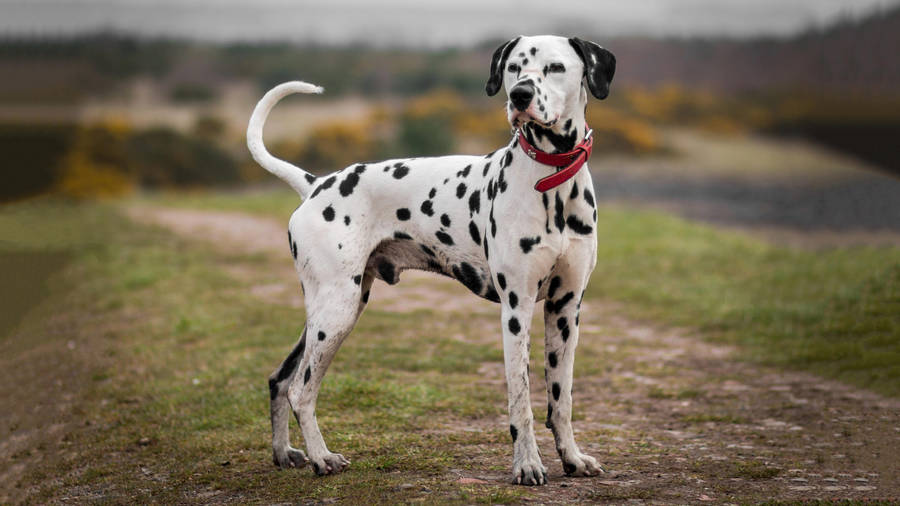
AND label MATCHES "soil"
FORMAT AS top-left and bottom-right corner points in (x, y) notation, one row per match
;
(125, 206), (900, 504)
